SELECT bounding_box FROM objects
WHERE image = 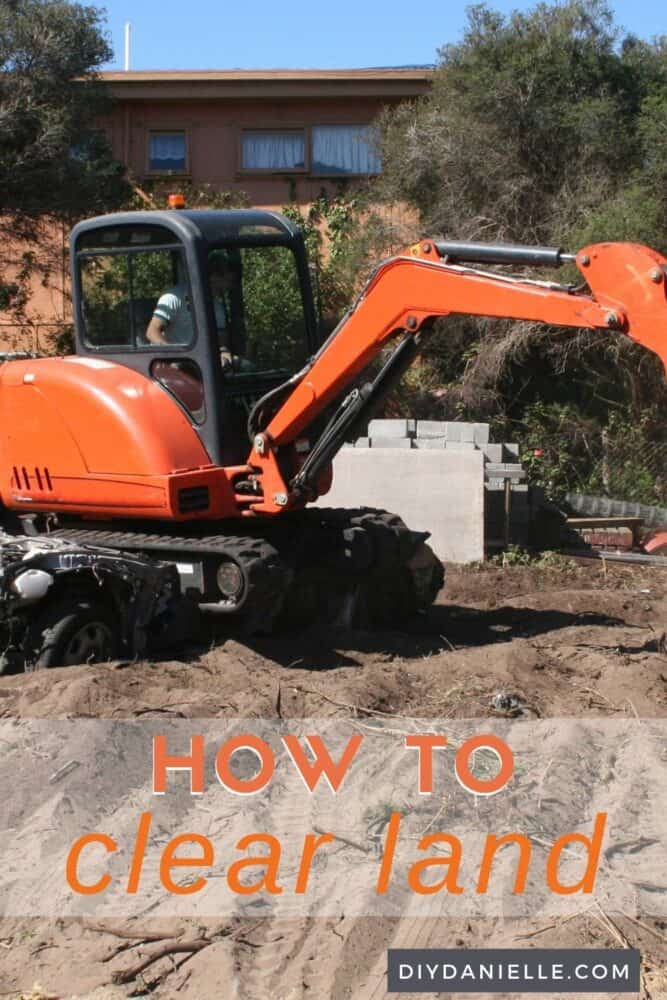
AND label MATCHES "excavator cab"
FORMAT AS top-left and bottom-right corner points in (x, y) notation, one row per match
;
(71, 209), (320, 466)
